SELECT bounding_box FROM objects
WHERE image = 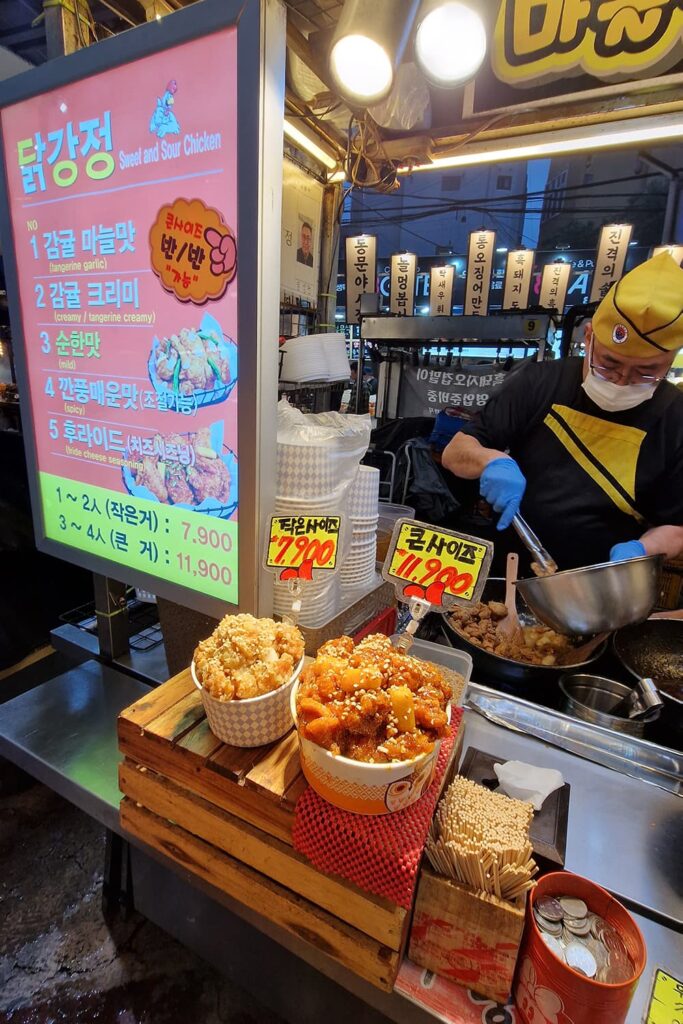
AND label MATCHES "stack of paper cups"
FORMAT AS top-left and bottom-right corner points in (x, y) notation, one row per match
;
(273, 574), (339, 628)
(277, 443), (336, 501)
(341, 466), (380, 596)
(275, 438), (342, 626)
